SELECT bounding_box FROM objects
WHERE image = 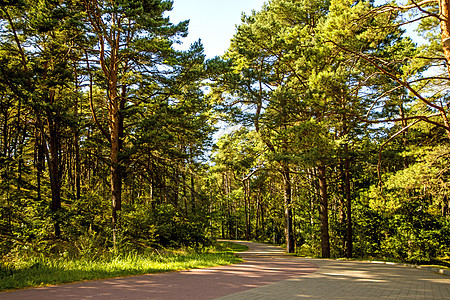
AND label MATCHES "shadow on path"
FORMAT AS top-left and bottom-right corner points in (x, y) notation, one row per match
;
(217, 245), (450, 300)
(6, 241), (447, 299)
(0, 241), (317, 300)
